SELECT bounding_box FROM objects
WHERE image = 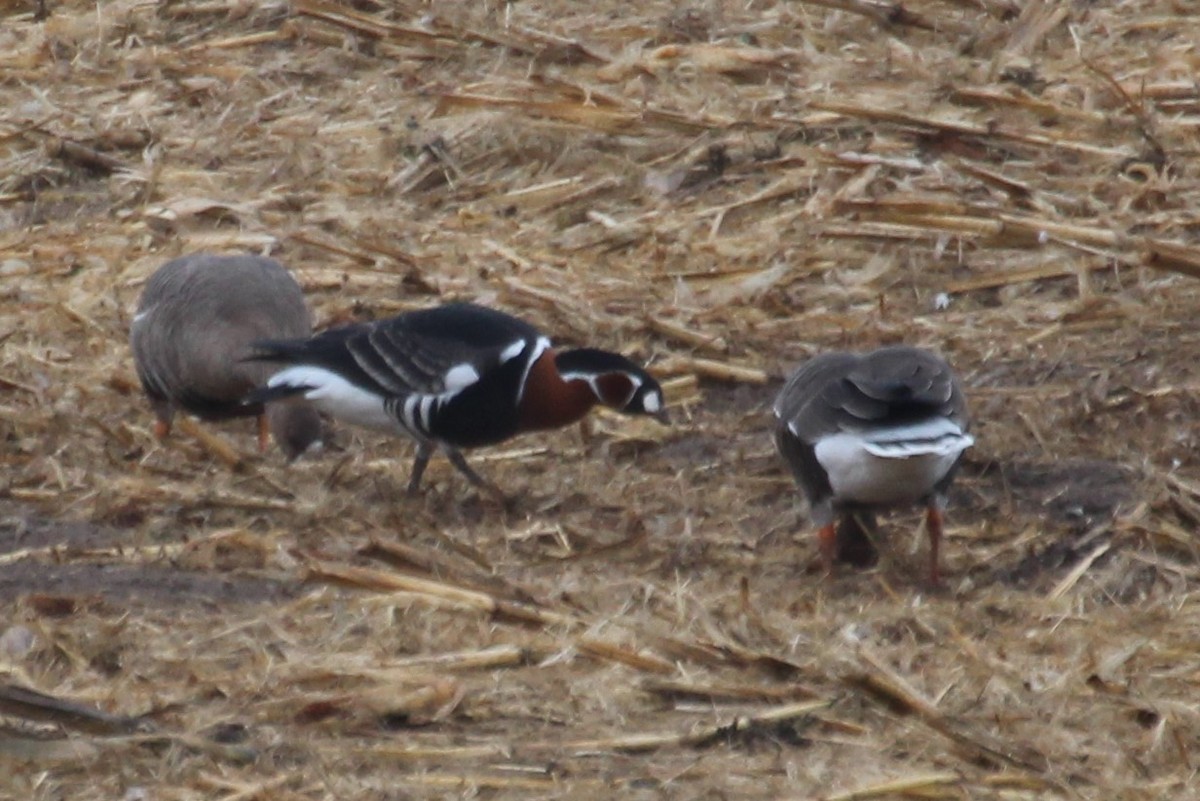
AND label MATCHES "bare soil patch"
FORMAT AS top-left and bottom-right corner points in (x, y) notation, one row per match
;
(0, 504), (296, 606)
